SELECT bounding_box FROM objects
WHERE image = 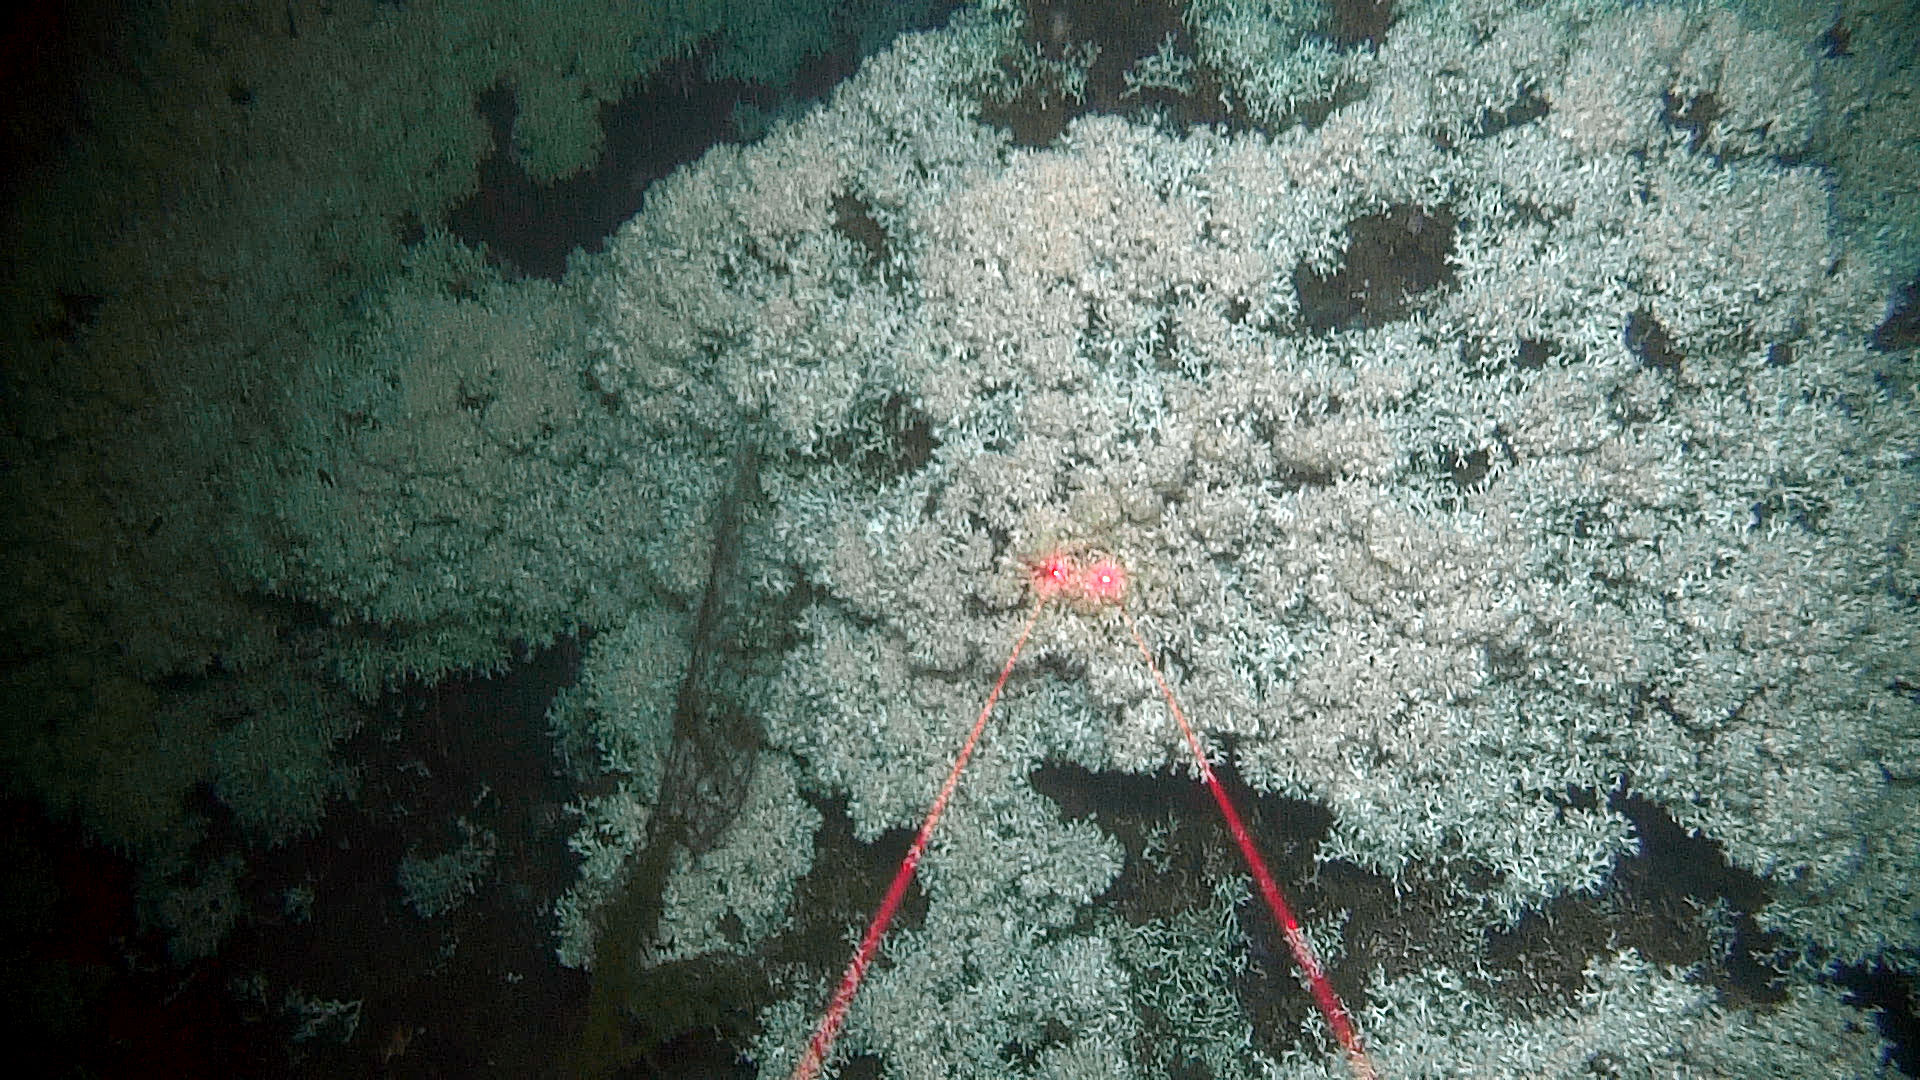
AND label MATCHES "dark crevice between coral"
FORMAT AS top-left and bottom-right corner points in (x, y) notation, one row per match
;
(1486, 790), (1782, 1017)
(1297, 204), (1459, 334)
(1326, 0), (1395, 50)
(1873, 270), (1920, 354)
(1618, 791), (1913, 1072)
(1662, 89), (1723, 158)
(832, 191), (903, 293)
(446, 63), (742, 282)
(445, 5), (966, 282)
(1032, 759), (1388, 1067)
(980, 0), (1401, 146)
(802, 390), (941, 488)
(202, 633), (592, 1077)
(772, 792), (929, 976)
(980, 0), (1229, 145)
(1471, 85), (1549, 140)
(1835, 962), (1920, 1076)
(1624, 306), (1683, 374)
